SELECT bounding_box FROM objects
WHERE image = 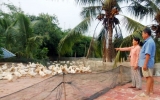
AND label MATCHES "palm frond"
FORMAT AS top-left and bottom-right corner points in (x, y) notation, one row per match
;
(5, 19), (17, 35)
(2, 3), (20, 13)
(113, 29), (143, 67)
(0, 18), (10, 30)
(58, 17), (91, 56)
(17, 13), (32, 42)
(5, 26), (18, 50)
(103, 0), (119, 11)
(81, 6), (102, 19)
(30, 20), (42, 27)
(0, 18), (18, 50)
(75, 0), (102, 5)
(96, 27), (105, 56)
(25, 34), (46, 59)
(116, 0), (131, 3)
(90, 41), (102, 57)
(113, 25), (122, 39)
(126, 1), (155, 19)
(28, 35), (44, 45)
(121, 15), (145, 33)
(97, 27), (105, 42)
(155, 38), (160, 62)
(155, 0), (160, 4)
(144, 0), (160, 12)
